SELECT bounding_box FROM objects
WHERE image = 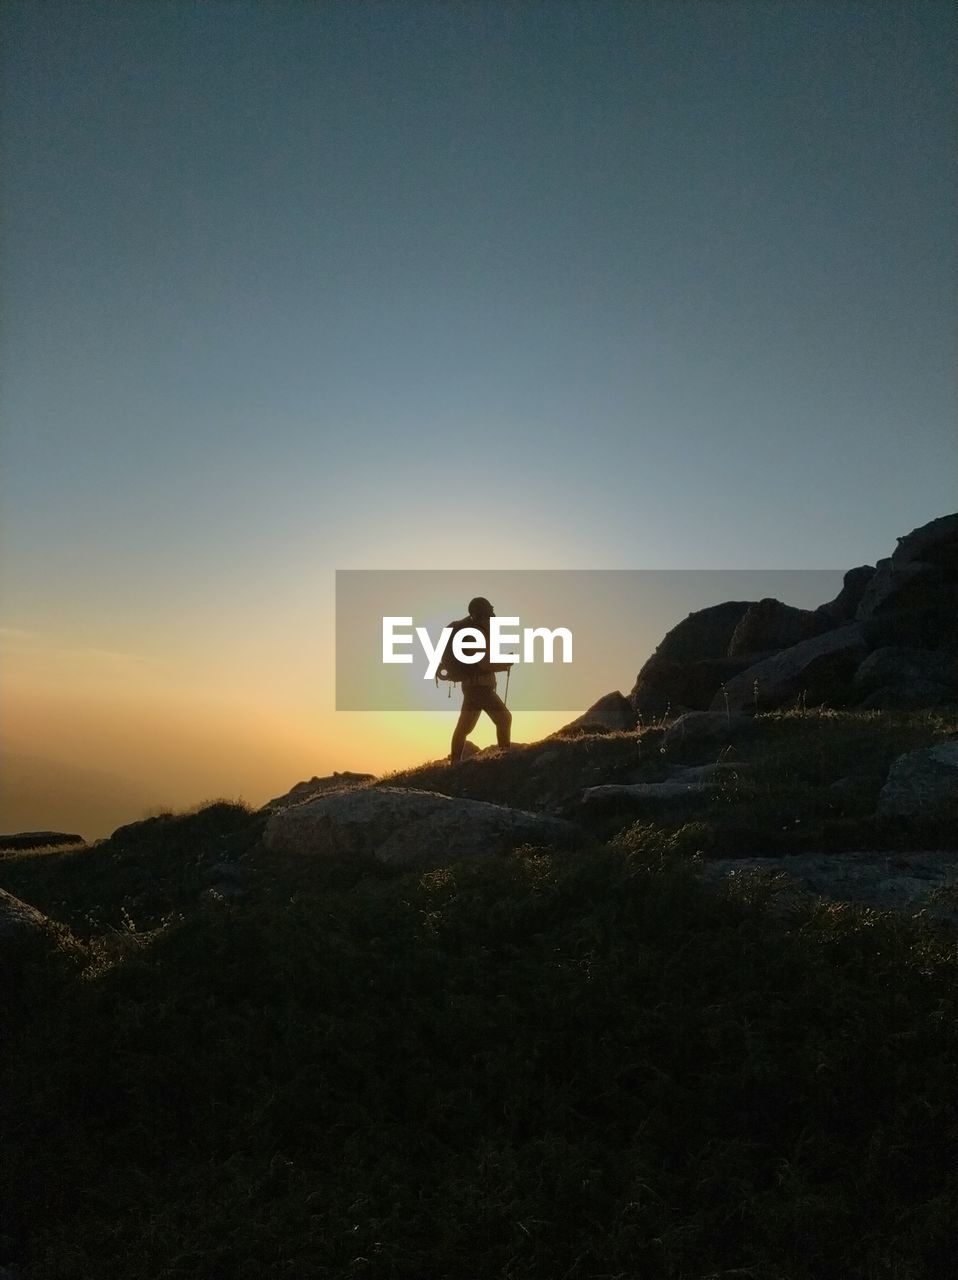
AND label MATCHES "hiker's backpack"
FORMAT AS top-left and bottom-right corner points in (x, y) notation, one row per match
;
(435, 617), (484, 684)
